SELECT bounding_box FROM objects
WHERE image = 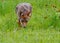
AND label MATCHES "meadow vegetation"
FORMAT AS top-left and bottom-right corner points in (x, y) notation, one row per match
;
(0, 0), (60, 43)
